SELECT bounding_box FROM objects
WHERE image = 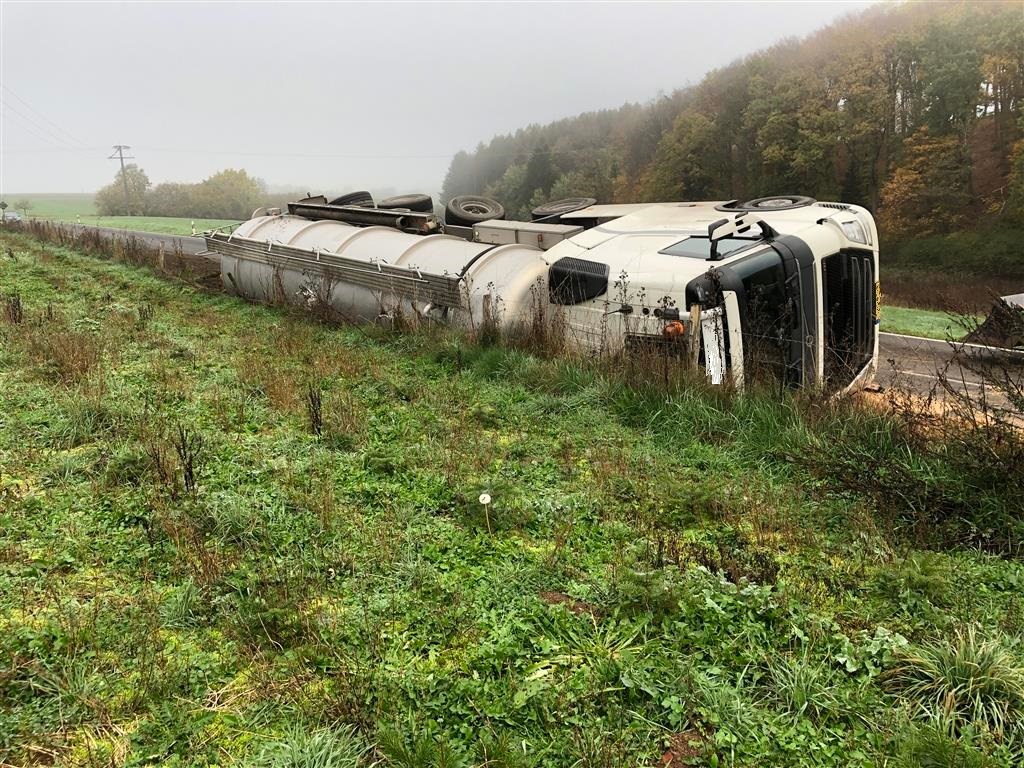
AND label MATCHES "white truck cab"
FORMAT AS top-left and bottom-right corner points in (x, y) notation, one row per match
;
(207, 195), (880, 392)
(541, 198), (880, 391)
